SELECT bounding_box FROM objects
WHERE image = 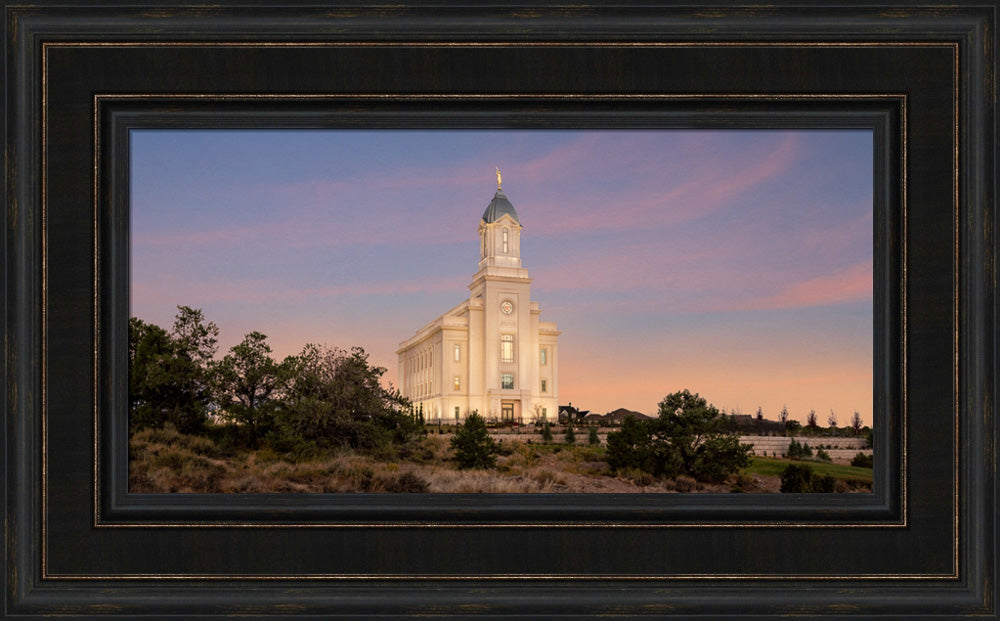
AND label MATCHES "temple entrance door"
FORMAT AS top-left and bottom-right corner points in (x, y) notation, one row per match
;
(501, 402), (515, 422)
